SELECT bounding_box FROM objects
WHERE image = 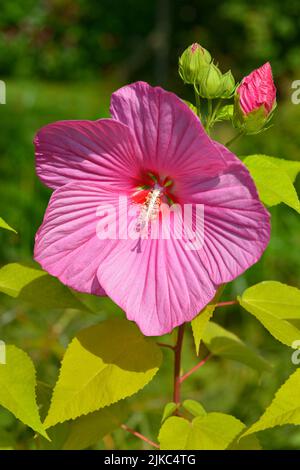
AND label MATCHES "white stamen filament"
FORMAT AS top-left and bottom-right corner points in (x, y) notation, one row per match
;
(136, 188), (162, 234)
